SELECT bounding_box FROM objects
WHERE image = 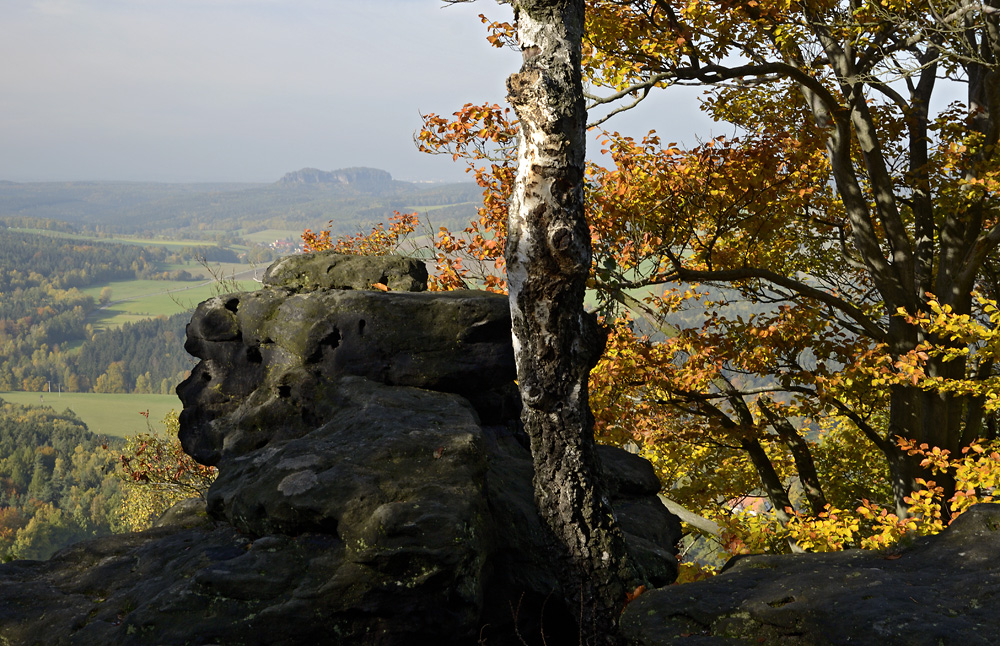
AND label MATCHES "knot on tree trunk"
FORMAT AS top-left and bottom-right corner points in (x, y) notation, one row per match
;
(506, 68), (543, 112)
